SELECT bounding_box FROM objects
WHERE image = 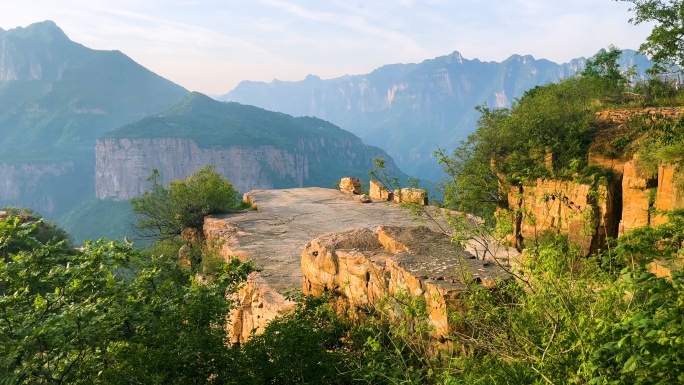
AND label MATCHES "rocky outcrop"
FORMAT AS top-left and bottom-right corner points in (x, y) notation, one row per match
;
(502, 178), (614, 254)
(595, 107), (684, 125)
(96, 138), (308, 199)
(228, 278), (295, 345)
(301, 226), (506, 340)
(339, 177), (361, 195)
(203, 188), (518, 343)
(619, 157), (654, 234)
(652, 163), (684, 226)
(499, 108), (684, 253)
(501, 159), (682, 253)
